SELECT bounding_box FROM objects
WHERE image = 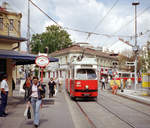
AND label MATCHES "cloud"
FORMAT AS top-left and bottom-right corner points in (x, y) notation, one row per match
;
(6, 0), (150, 52)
